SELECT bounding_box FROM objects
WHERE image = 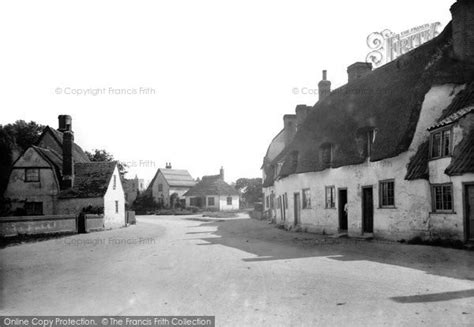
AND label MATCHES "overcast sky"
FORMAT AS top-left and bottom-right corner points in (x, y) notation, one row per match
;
(0, 0), (454, 184)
